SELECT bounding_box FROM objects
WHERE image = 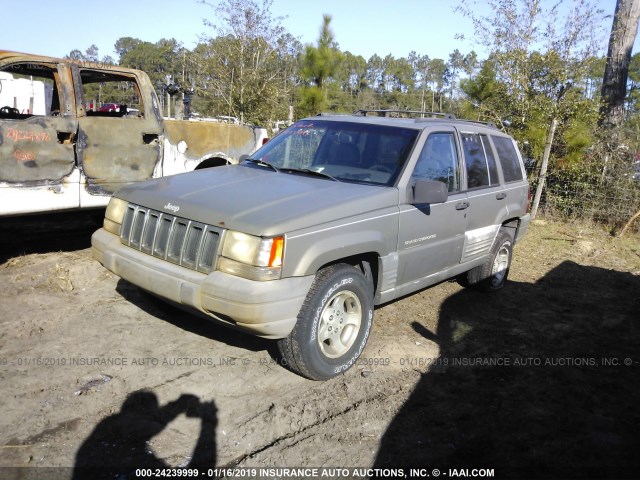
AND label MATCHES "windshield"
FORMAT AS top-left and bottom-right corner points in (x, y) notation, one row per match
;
(247, 120), (420, 186)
